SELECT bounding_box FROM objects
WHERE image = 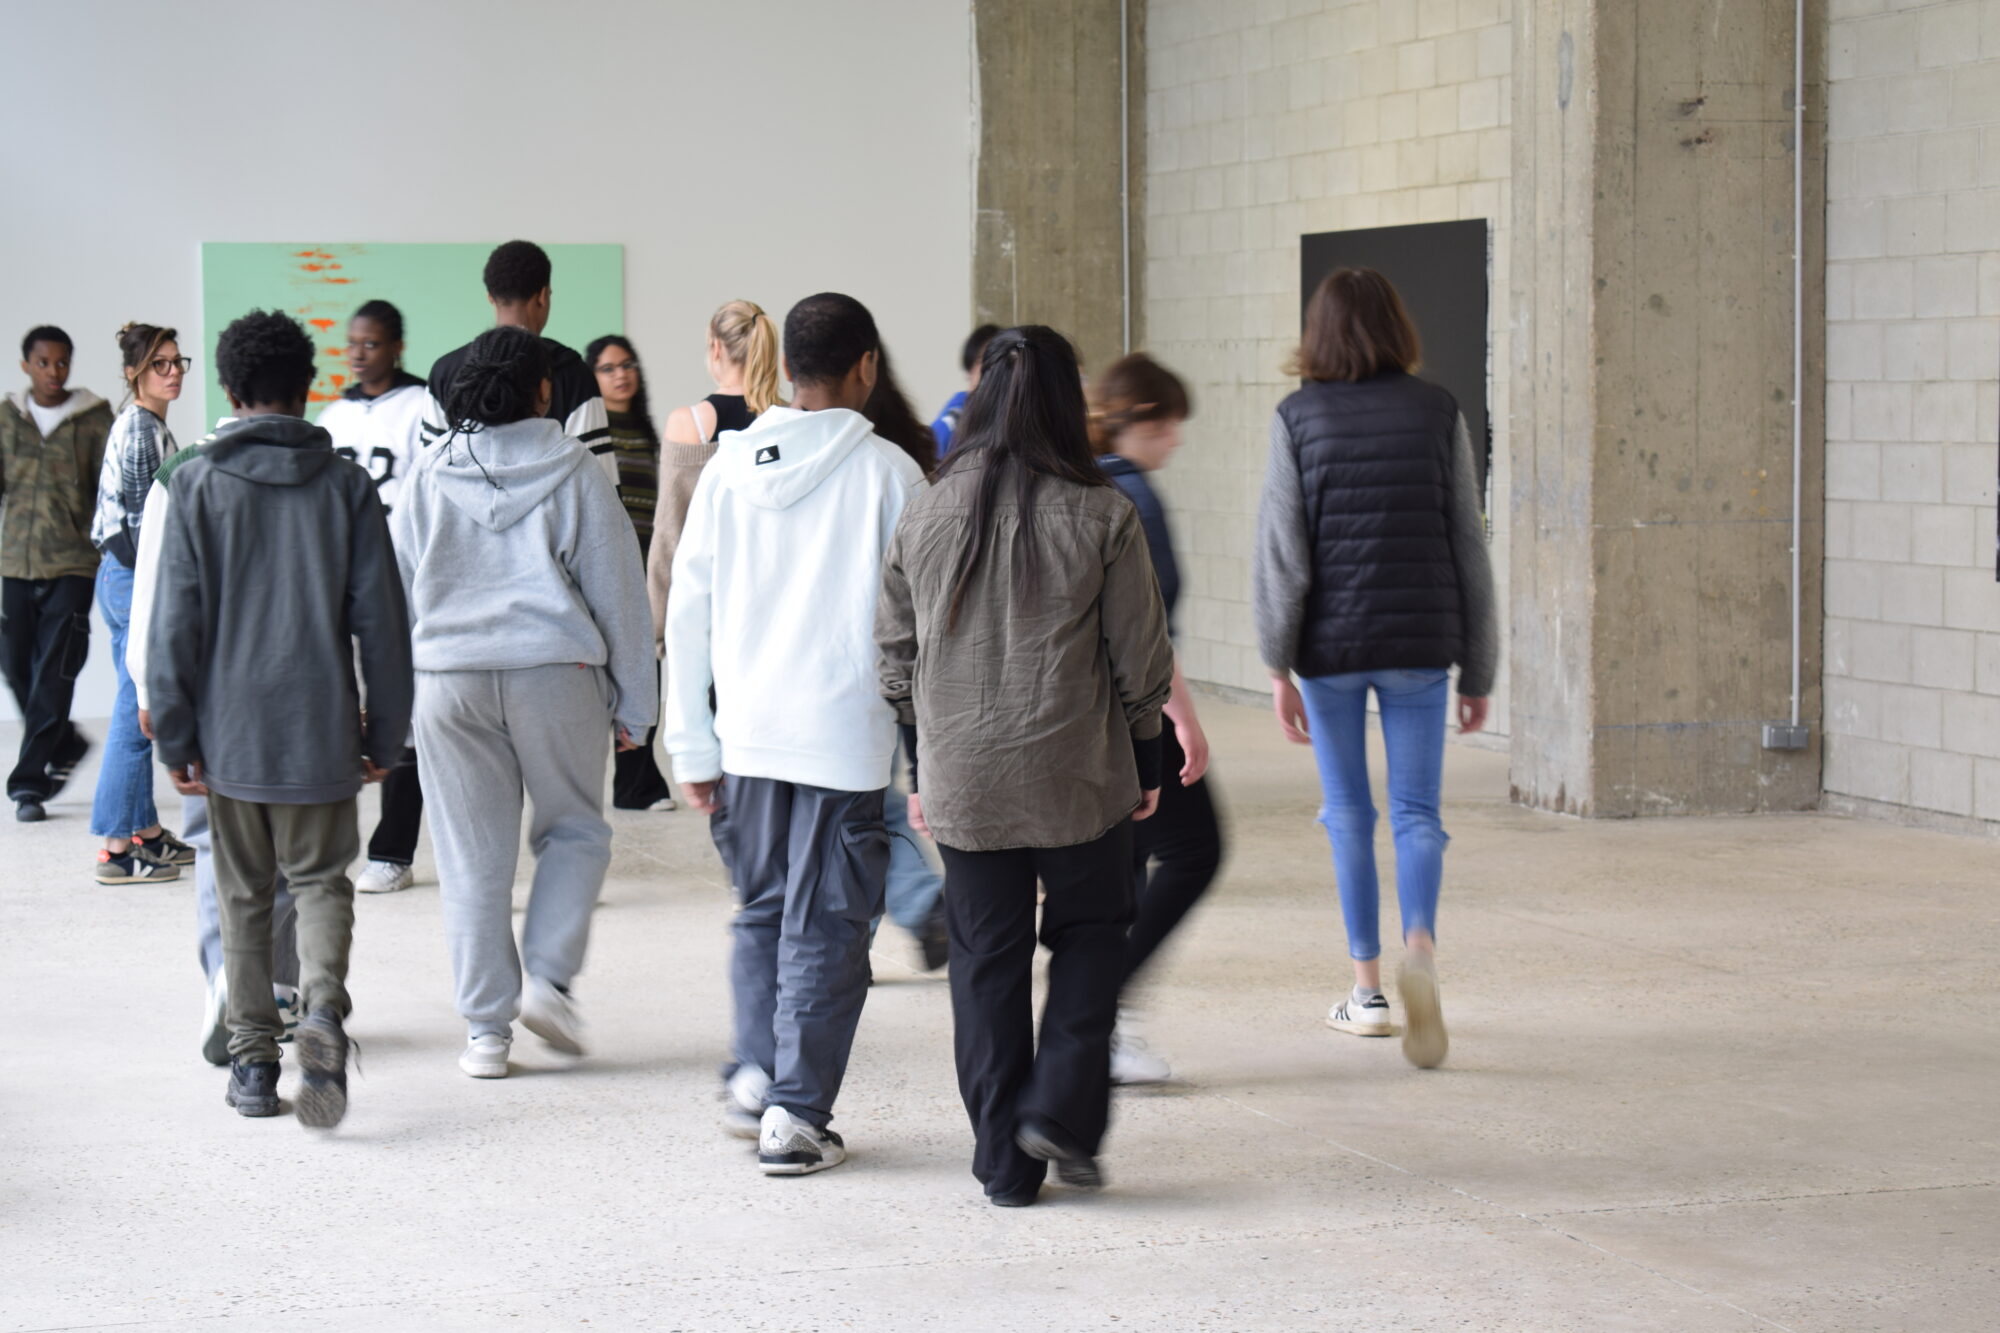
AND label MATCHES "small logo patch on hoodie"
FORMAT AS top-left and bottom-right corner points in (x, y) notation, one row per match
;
(755, 445), (781, 466)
